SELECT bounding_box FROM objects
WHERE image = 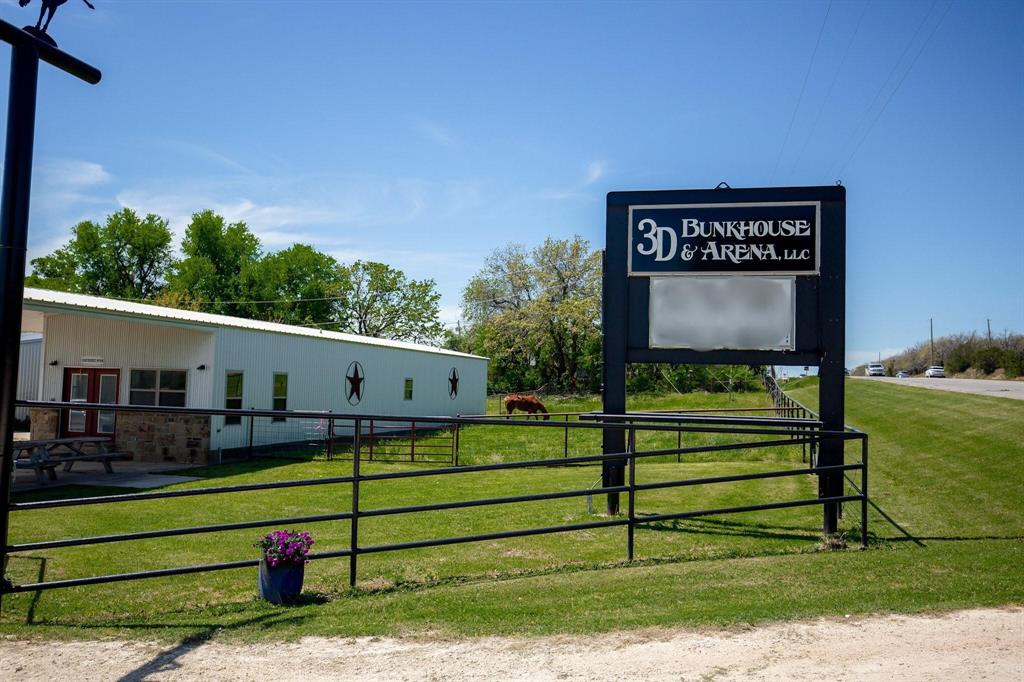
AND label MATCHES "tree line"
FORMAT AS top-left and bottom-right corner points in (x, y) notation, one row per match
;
(27, 208), (444, 343)
(29, 212), (764, 393)
(869, 331), (1024, 378)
